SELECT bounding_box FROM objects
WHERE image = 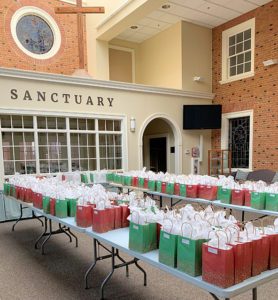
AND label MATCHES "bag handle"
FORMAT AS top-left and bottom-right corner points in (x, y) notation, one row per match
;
(181, 222), (193, 238)
(163, 218), (174, 234)
(225, 225), (240, 242)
